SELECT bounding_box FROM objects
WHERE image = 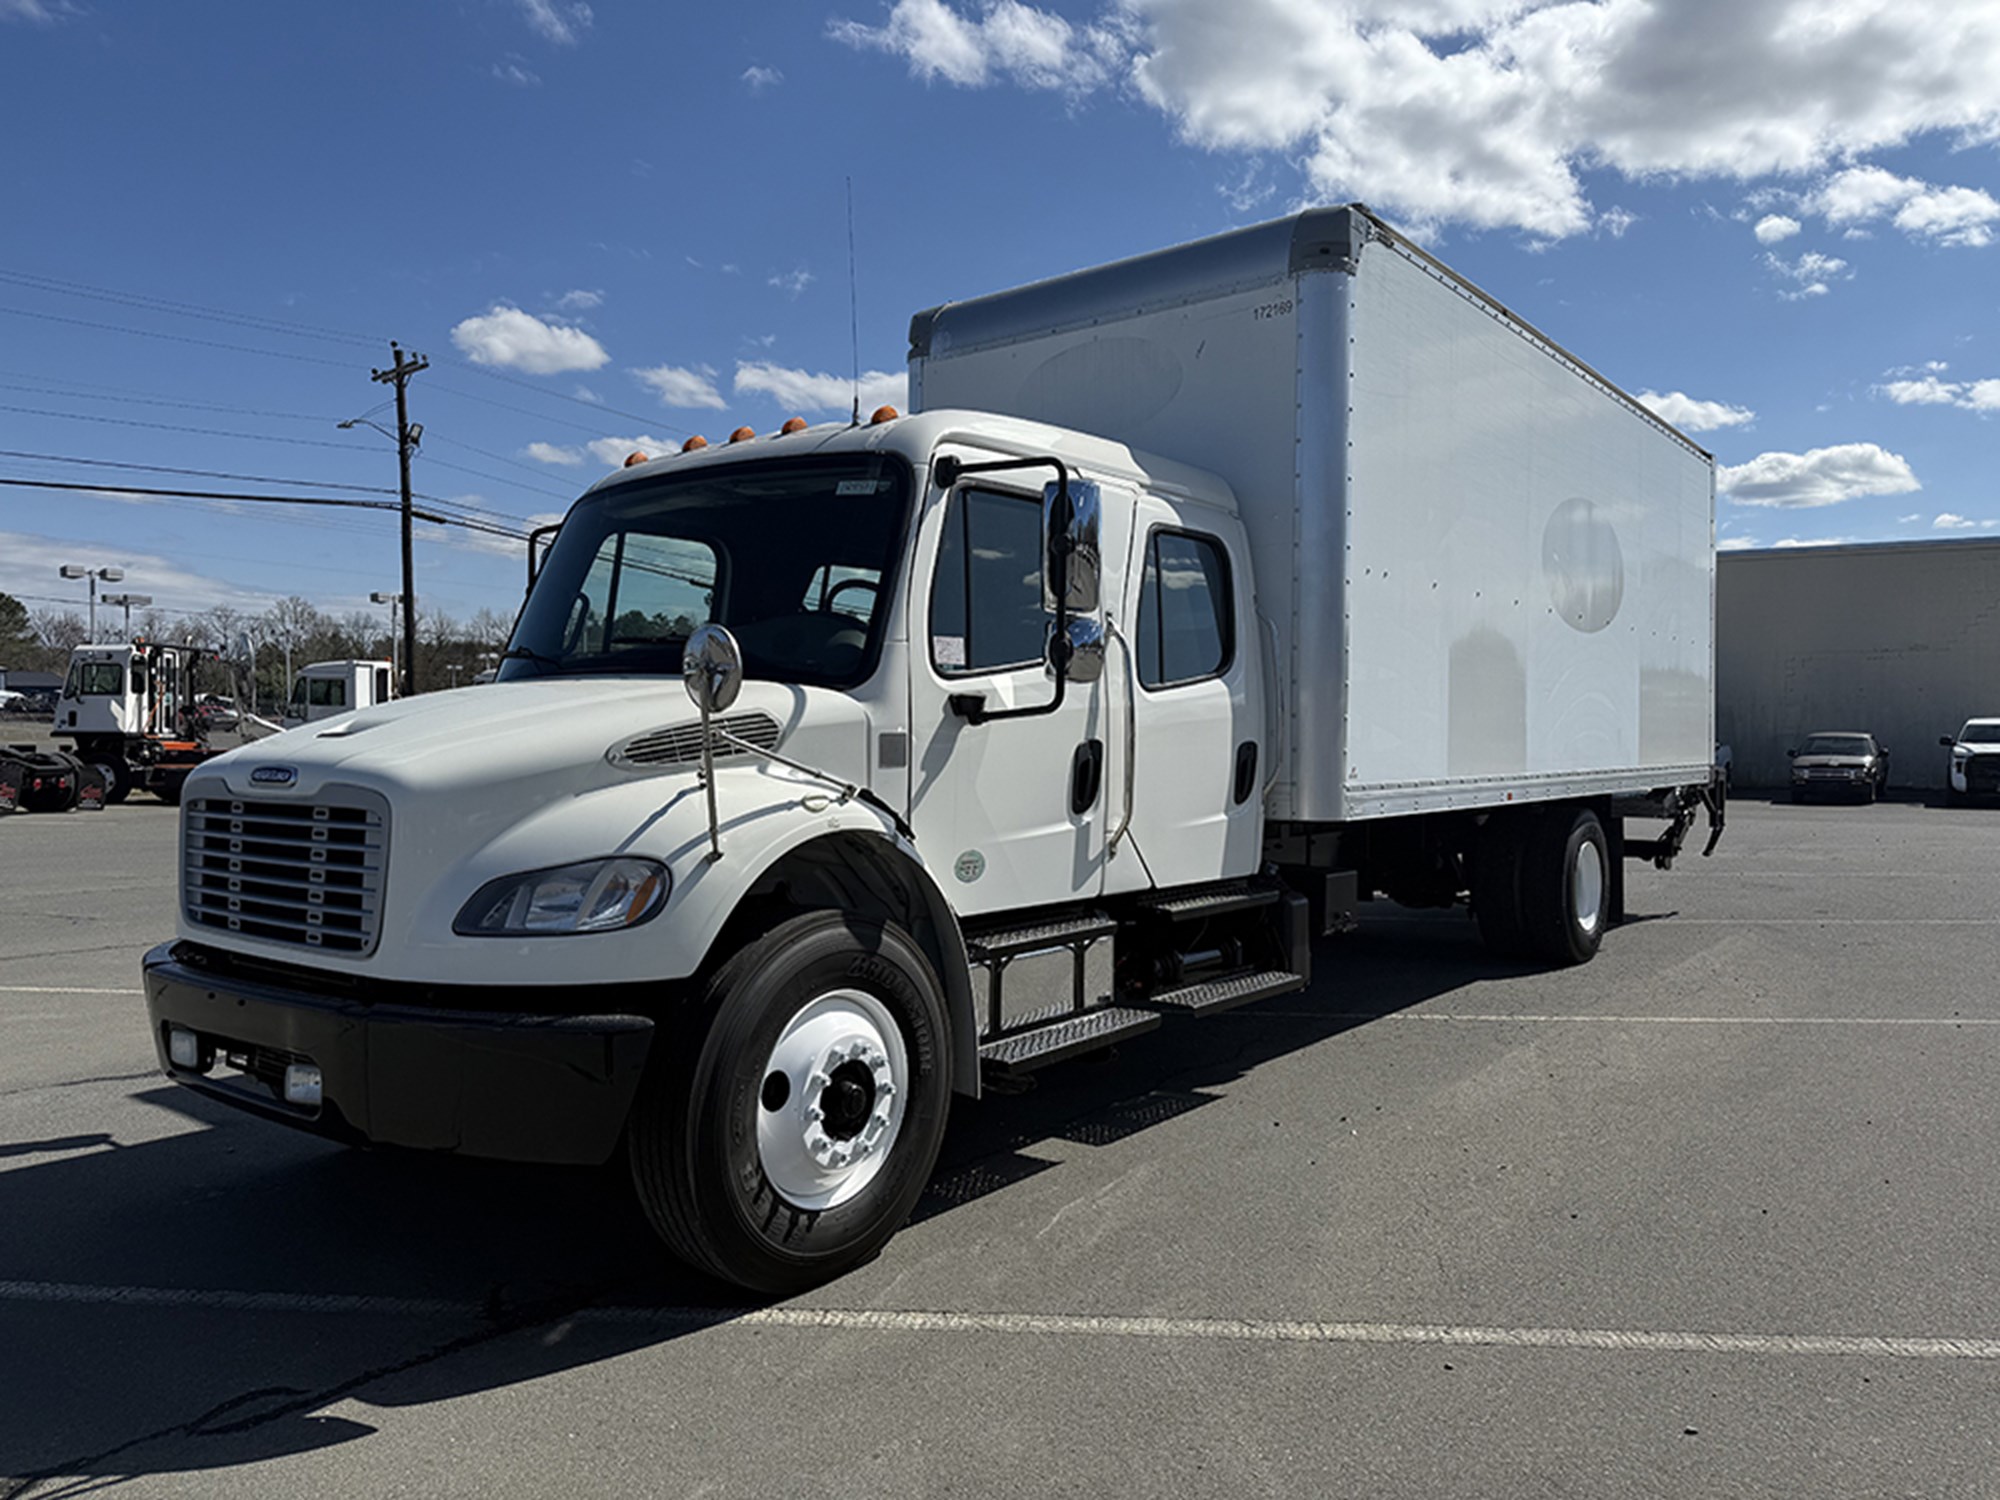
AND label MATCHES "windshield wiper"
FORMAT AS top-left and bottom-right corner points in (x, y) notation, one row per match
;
(498, 645), (565, 673)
